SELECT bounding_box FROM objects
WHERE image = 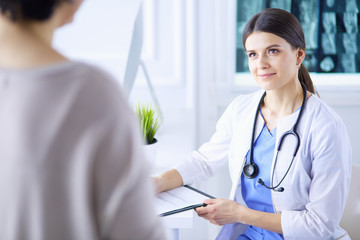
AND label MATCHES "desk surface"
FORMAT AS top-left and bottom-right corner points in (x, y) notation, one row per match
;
(151, 111), (195, 229)
(160, 210), (193, 229)
(153, 172), (194, 229)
